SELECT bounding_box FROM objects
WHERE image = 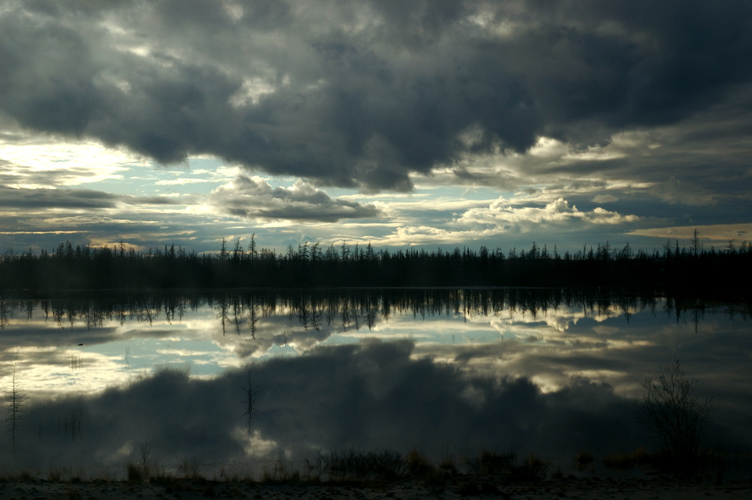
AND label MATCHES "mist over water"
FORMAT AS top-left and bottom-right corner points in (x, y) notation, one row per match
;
(0, 289), (750, 477)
